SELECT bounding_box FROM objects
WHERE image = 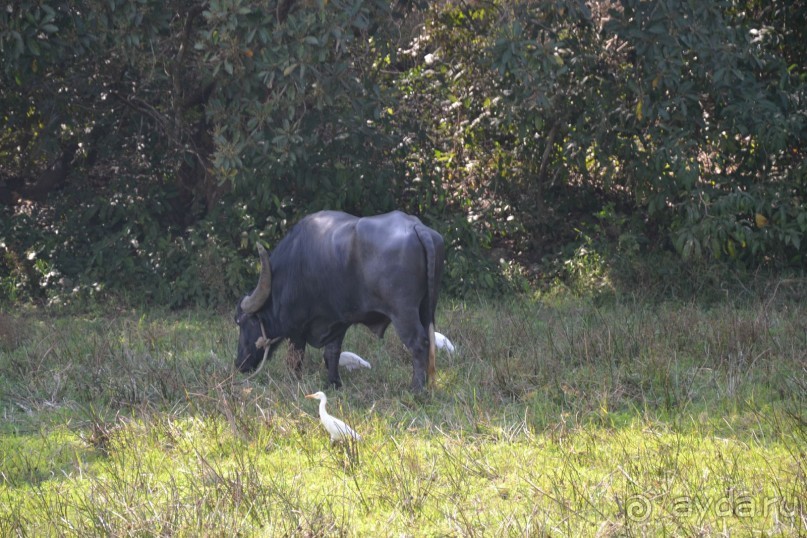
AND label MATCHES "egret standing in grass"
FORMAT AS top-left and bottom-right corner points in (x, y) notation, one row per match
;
(305, 391), (362, 444)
